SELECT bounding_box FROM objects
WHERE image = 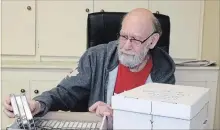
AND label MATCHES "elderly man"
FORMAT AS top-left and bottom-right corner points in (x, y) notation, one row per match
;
(4, 8), (175, 118)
